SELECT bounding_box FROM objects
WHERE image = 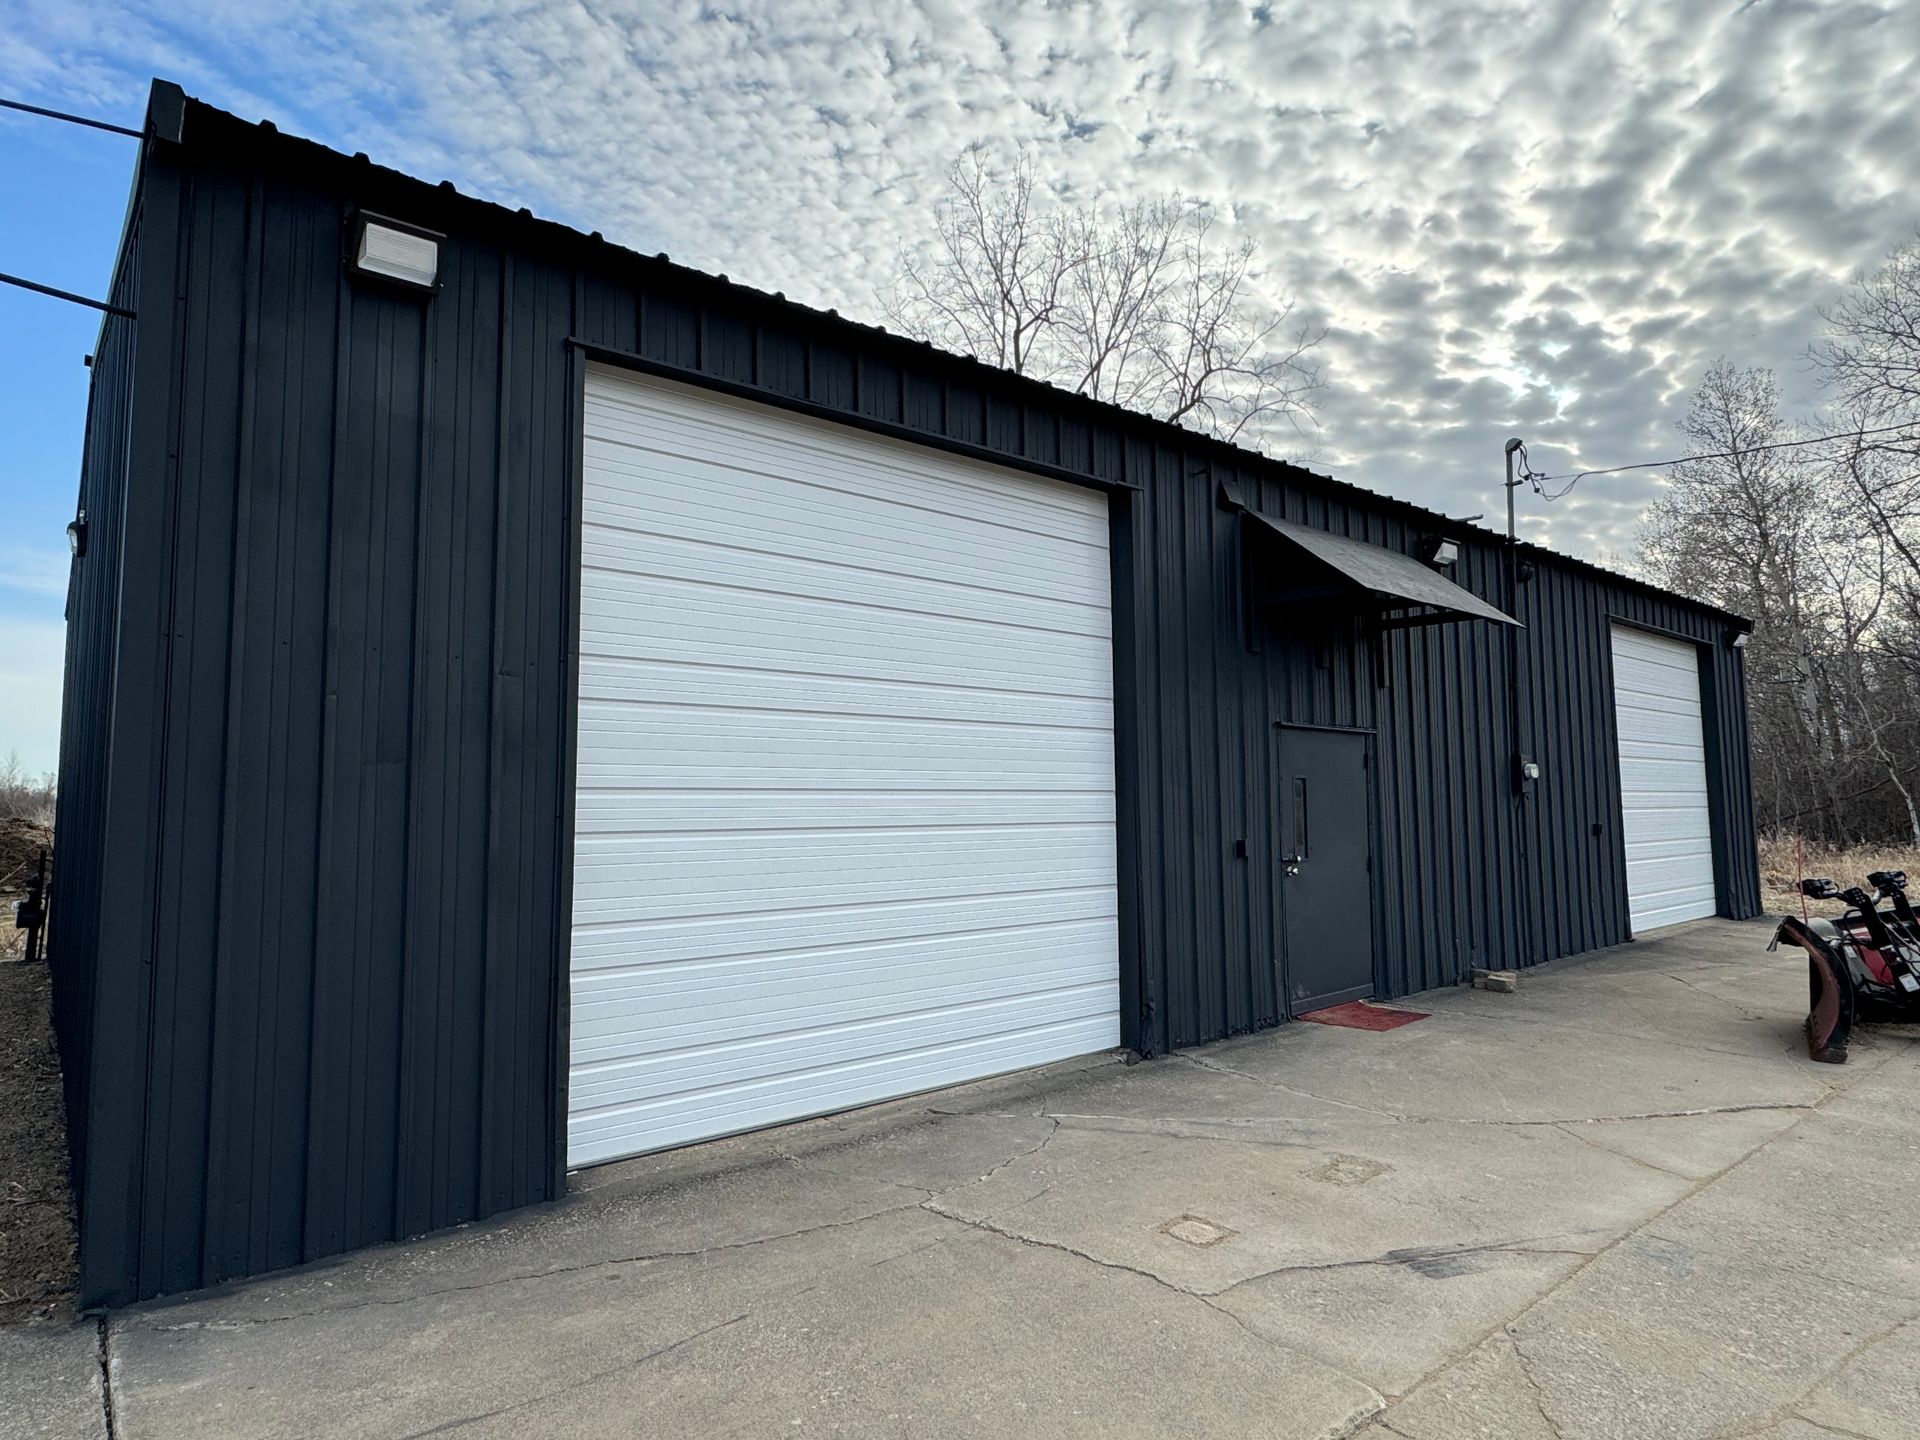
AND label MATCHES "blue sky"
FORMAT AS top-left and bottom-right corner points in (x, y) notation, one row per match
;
(1, 107), (136, 775)
(3, 1), (1918, 775)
